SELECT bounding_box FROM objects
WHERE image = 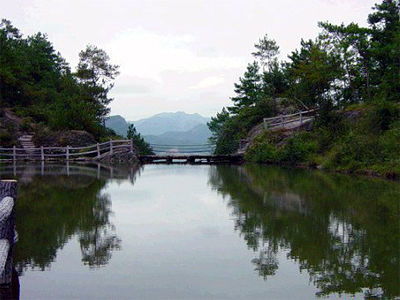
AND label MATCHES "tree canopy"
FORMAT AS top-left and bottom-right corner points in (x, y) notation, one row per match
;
(0, 19), (119, 138)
